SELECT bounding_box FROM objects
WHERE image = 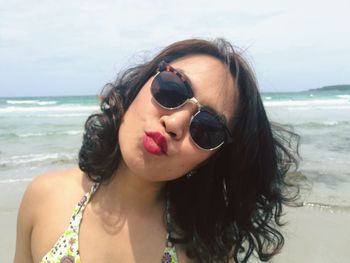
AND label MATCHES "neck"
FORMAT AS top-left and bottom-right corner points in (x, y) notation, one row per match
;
(97, 161), (166, 215)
